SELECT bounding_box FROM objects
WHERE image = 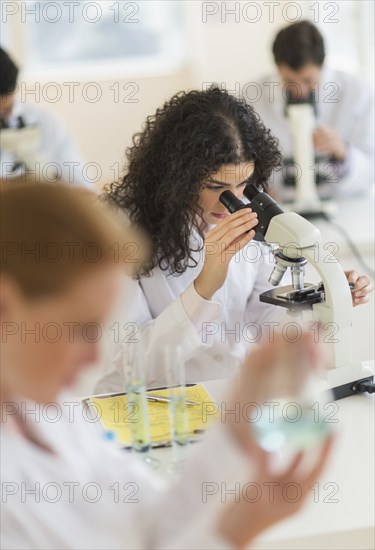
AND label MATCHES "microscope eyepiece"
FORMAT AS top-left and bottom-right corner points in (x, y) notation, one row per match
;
(242, 184), (259, 200)
(284, 90), (317, 117)
(219, 190), (250, 214)
(219, 186), (284, 238)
